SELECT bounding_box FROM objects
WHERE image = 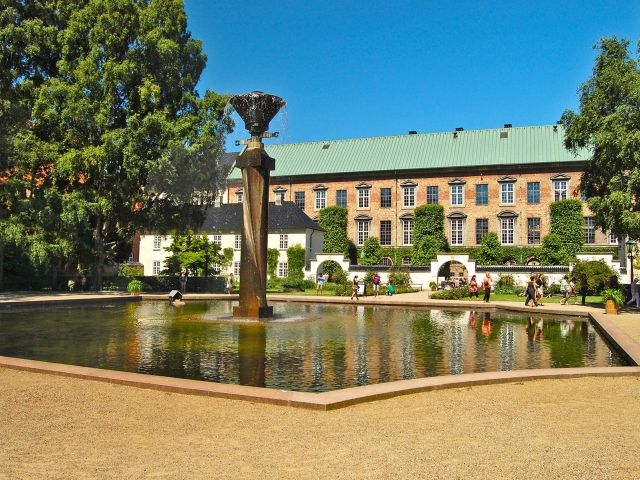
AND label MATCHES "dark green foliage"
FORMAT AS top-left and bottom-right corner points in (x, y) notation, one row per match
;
(118, 264), (144, 278)
(571, 260), (618, 295)
(388, 269), (411, 288)
(563, 37), (640, 241)
(317, 206), (349, 255)
(320, 260), (342, 278)
(477, 232), (503, 265)
(286, 244), (306, 281)
(266, 248), (279, 279)
(412, 204), (446, 265)
(541, 233), (569, 265)
(550, 199), (584, 258)
(329, 267), (348, 285)
(162, 232), (223, 277)
(281, 278), (315, 291)
(431, 286), (470, 299)
(360, 237), (382, 265)
(449, 245), (618, 264)
(222, 248), (234, 269)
